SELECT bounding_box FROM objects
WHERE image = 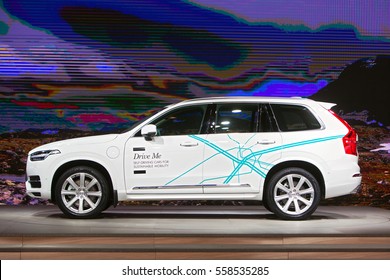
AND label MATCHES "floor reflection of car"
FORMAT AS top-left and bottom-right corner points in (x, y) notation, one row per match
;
(26, 97), (361, 220)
